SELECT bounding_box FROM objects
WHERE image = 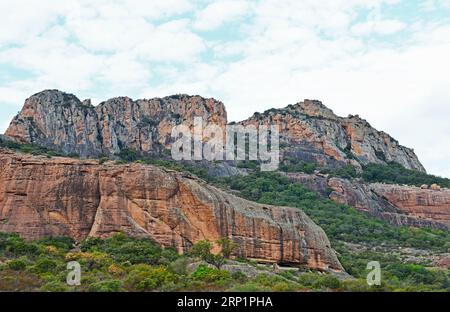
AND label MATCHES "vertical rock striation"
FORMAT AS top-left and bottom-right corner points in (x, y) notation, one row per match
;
(5, 90), (227, 158)
(238, 100), (425, 172)
(0, 150), (343, 271)
(6, 91), (424, 173)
